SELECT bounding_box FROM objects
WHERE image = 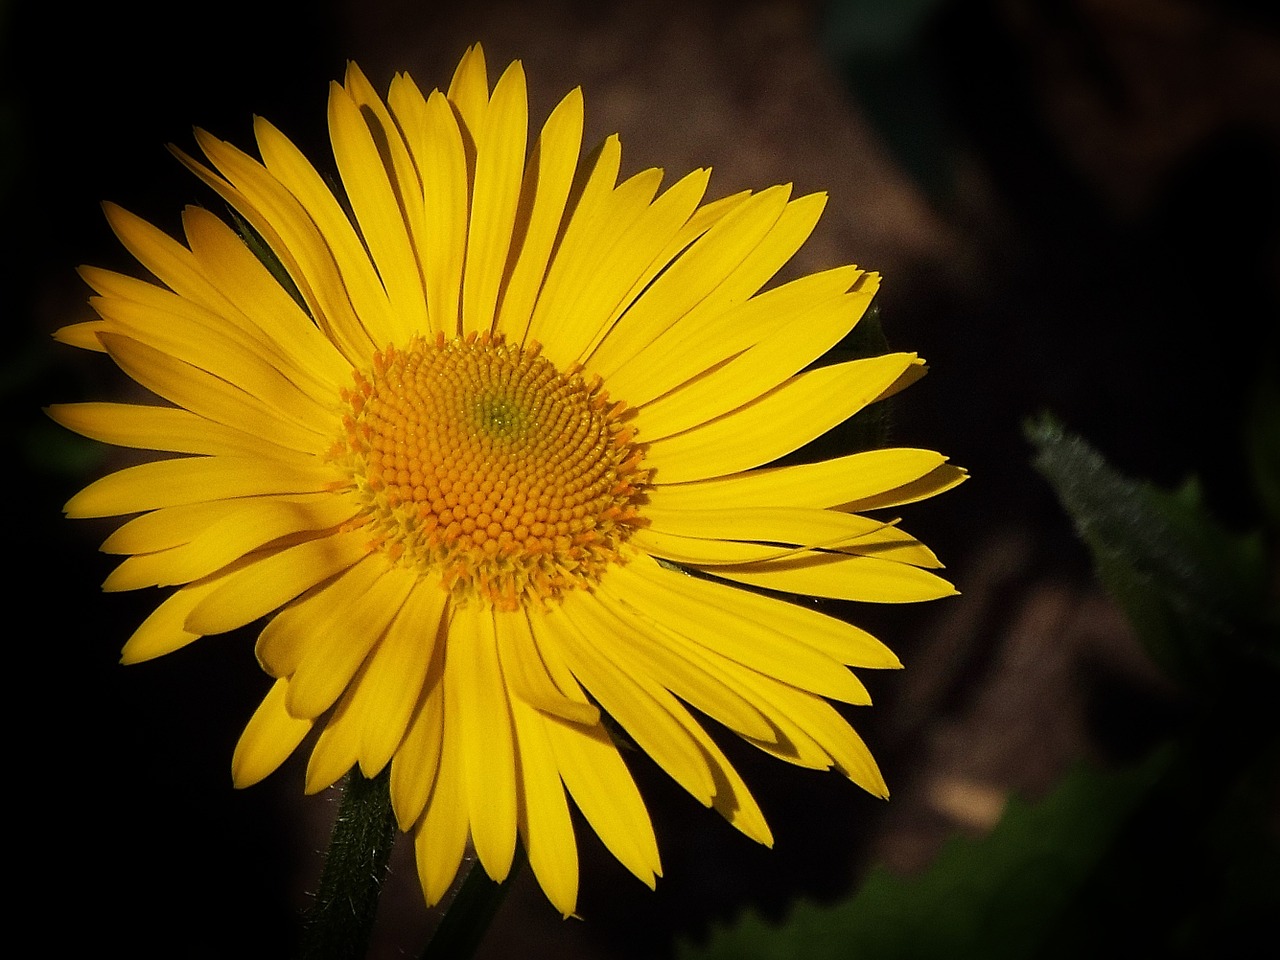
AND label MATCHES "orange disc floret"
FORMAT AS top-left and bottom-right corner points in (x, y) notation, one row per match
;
(329, 332), (649, 609)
